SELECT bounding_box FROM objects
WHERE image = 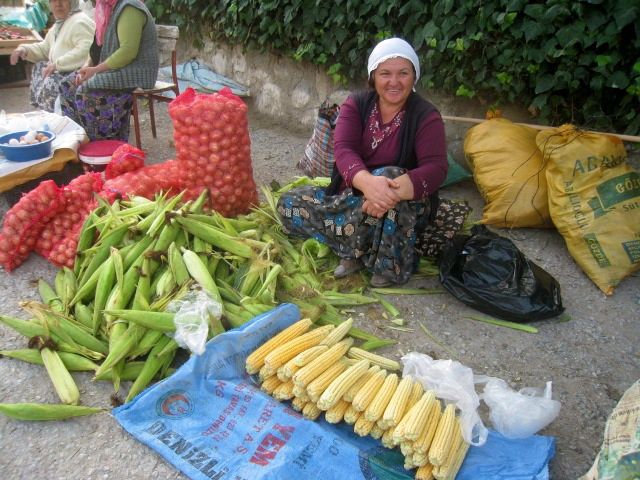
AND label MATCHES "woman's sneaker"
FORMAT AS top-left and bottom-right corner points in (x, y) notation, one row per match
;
(369, 273), (394, 288)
